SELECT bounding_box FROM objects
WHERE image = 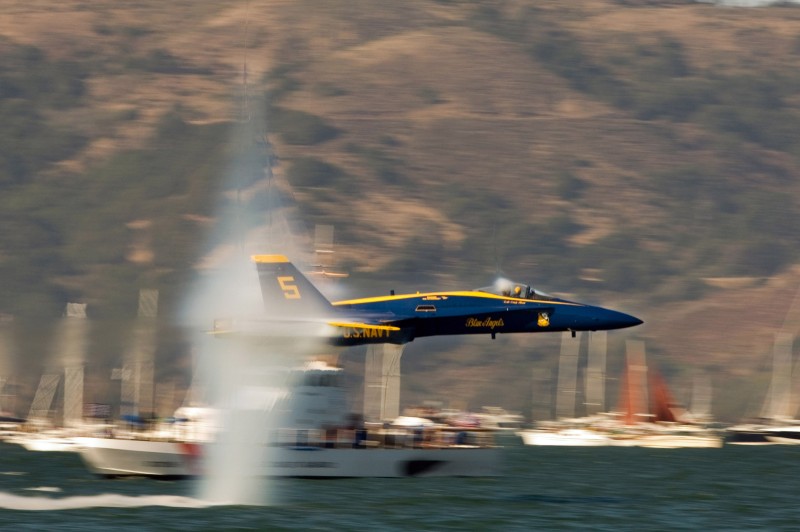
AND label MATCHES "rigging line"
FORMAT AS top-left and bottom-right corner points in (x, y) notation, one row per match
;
(240, 0), (251, 123)
(234, 0), (252, 257)
(492, 224), (498, 278)
(780, 281), (800, 336)
(265, 135), (273, 247)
